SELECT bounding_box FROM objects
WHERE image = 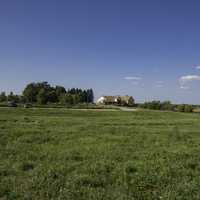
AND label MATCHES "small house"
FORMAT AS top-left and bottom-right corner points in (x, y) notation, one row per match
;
(97, 95), (134, 106)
